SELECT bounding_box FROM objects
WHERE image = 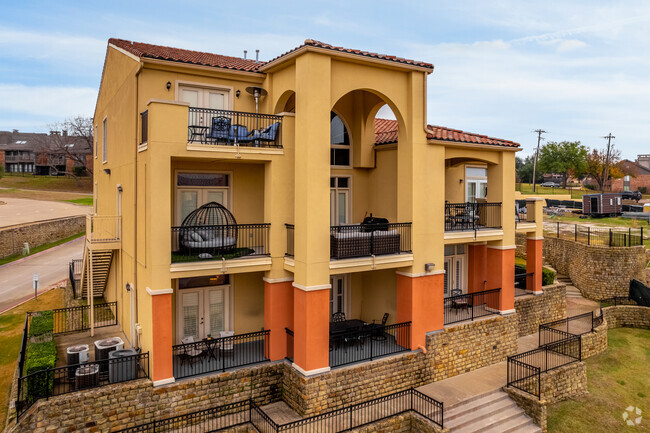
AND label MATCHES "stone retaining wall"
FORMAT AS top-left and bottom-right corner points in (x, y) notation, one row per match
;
(514, 284), (566, 337)
(541, 237), (645, 299)
(602, 305), (650, 329)
(580, 322), (608, 359)
(505, 387), (547, 432)
(0, 216), (85, 258)
(9, 363), (283, 433)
